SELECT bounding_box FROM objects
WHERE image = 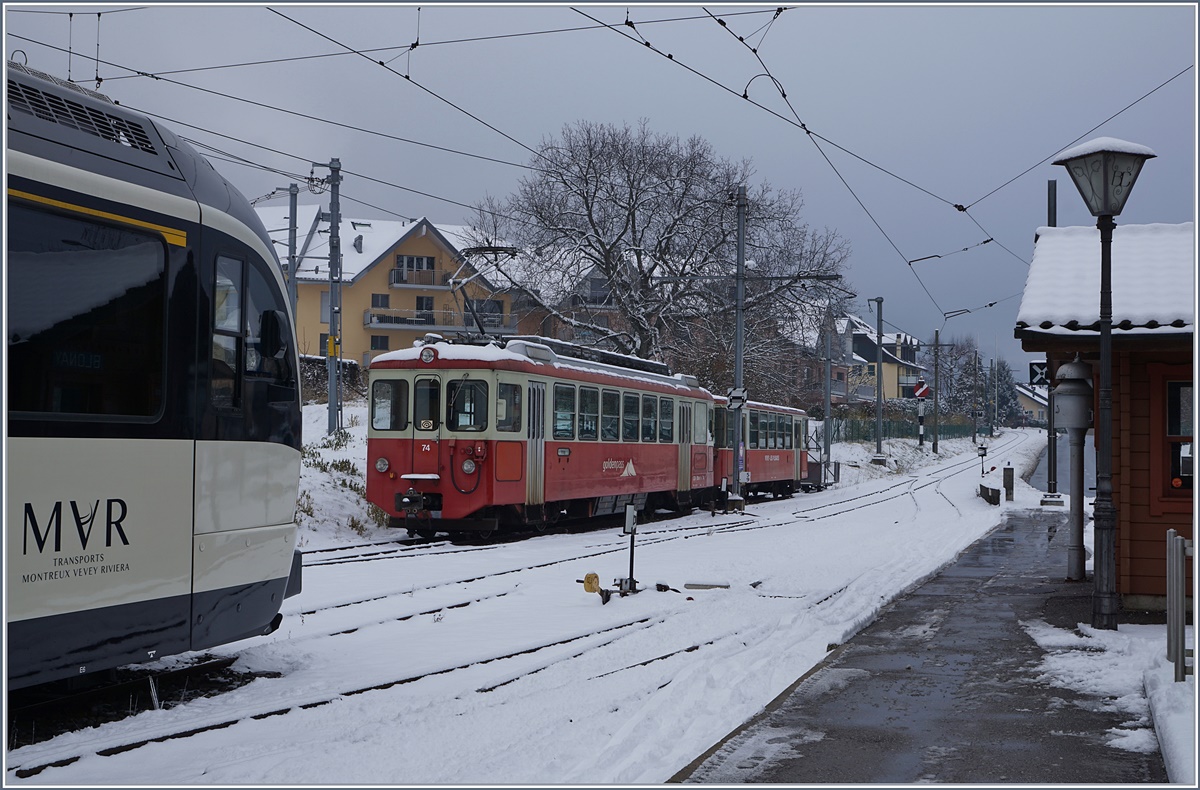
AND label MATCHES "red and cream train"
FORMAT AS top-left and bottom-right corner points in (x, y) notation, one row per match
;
(365, 336), (814, 537)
